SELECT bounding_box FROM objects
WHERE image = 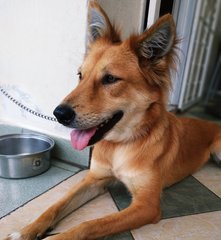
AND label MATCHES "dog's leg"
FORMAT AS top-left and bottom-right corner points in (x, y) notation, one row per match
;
(5, 172), (113, 240)
(44, 181), (161, 240)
